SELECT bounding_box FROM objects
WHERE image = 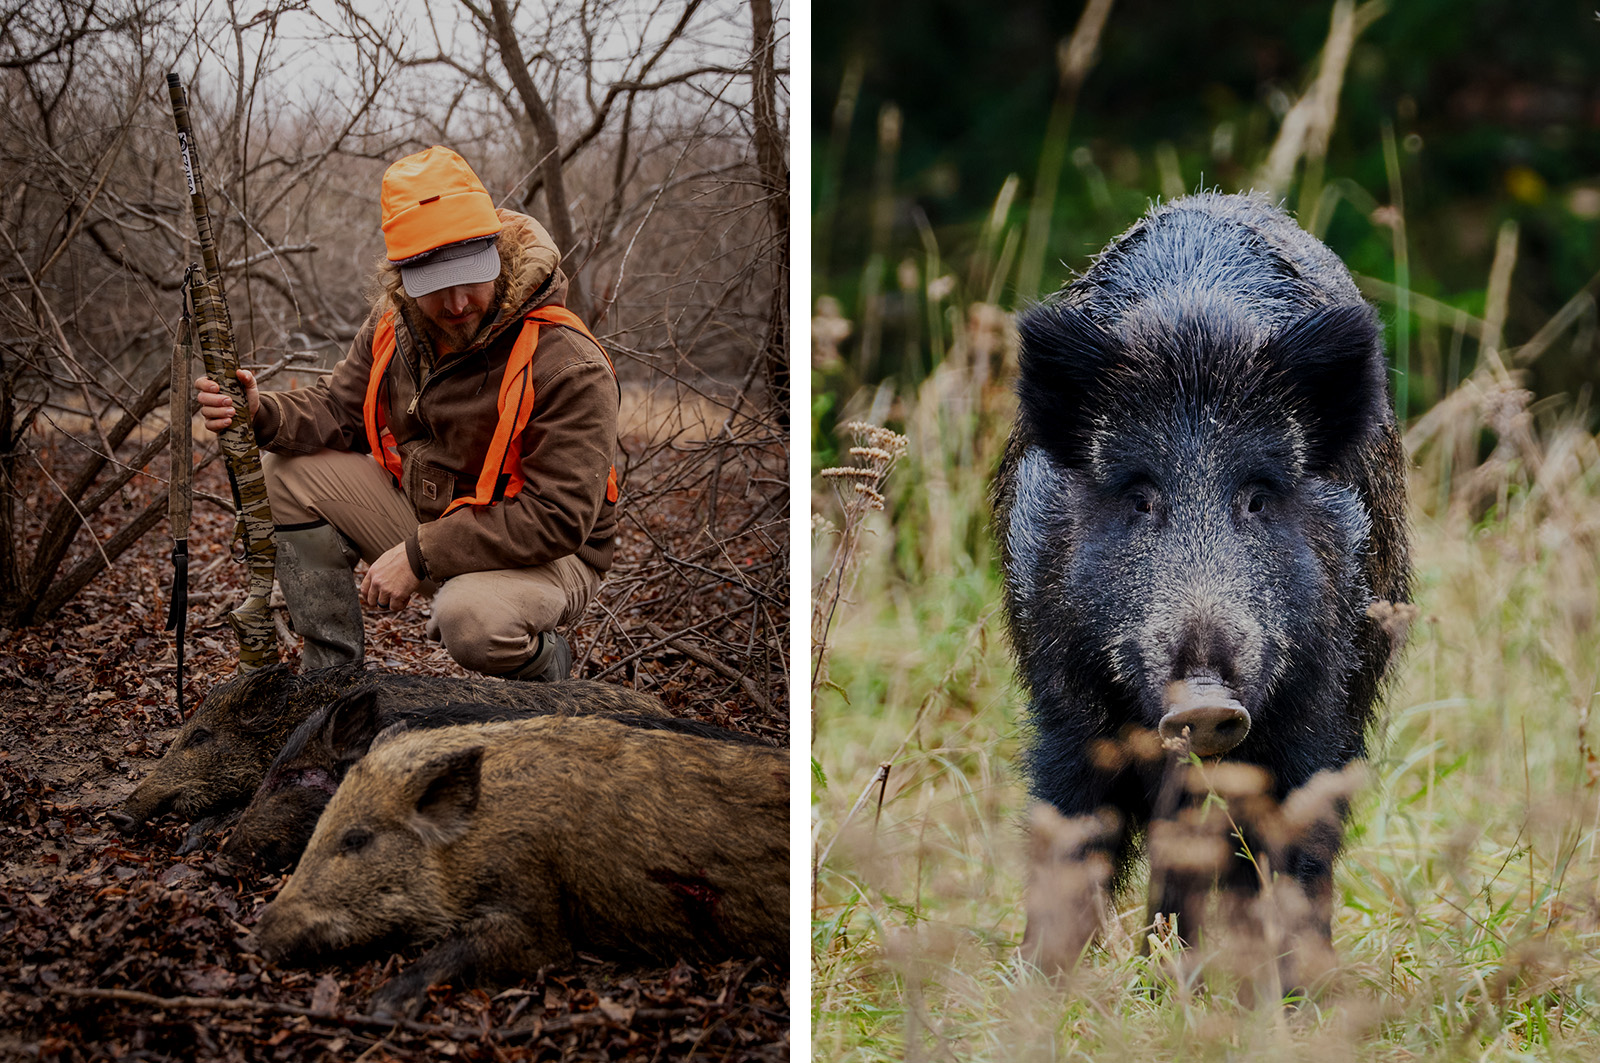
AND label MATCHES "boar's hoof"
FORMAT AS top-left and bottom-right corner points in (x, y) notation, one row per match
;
(1160, 676), (1250, 757)
(106, 810), (137, 833)
(175, 810), (239, 855)
(368, 973), (429, 1022)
